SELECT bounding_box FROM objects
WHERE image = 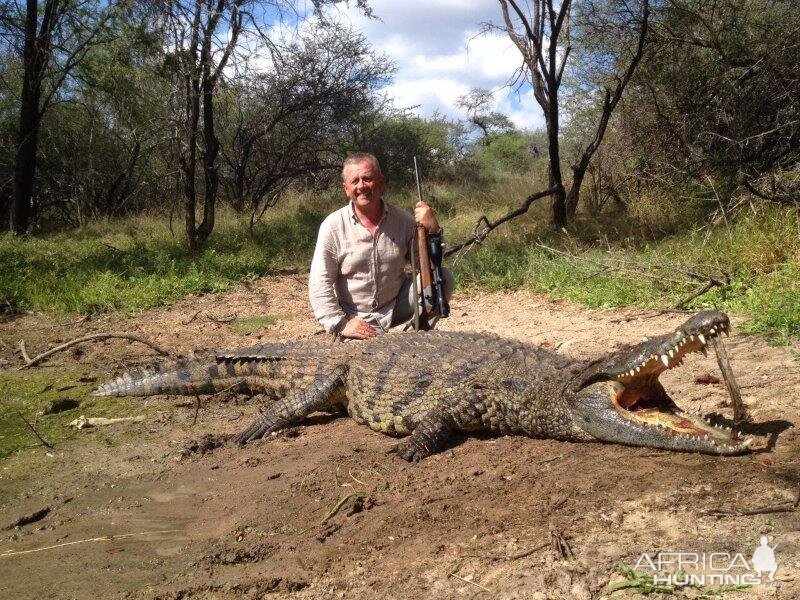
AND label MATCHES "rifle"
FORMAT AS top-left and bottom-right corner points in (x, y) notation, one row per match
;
(409, 157), (450, 331)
